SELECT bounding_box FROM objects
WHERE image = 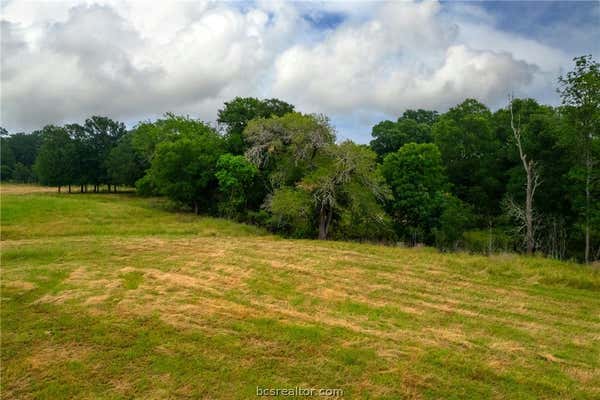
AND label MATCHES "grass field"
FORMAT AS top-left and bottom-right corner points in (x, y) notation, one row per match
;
(1, 184), (599, 399)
